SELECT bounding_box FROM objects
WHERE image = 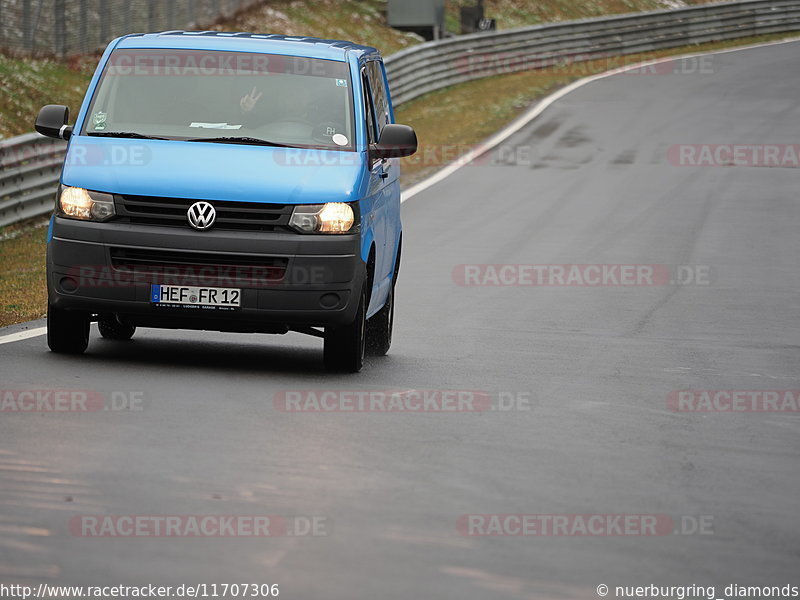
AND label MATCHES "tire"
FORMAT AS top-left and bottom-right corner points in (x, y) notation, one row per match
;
(366, 284), (393, 356)
(47, 305), (89, 354)
(98, 314), (136, 341)
(324, 287), (366, 373)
